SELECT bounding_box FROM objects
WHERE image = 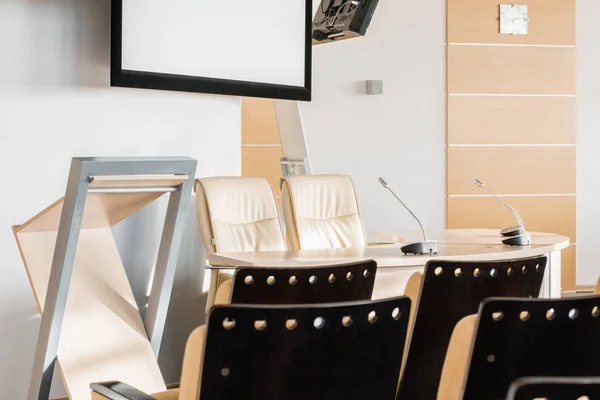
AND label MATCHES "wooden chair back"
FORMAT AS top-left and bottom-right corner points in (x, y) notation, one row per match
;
(199, 296), (410, 400)
(229, 260), (377, 304)
(462, 296), (600, 400)
(398, 255), (547, 400)
(507, 377), (600, 400)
